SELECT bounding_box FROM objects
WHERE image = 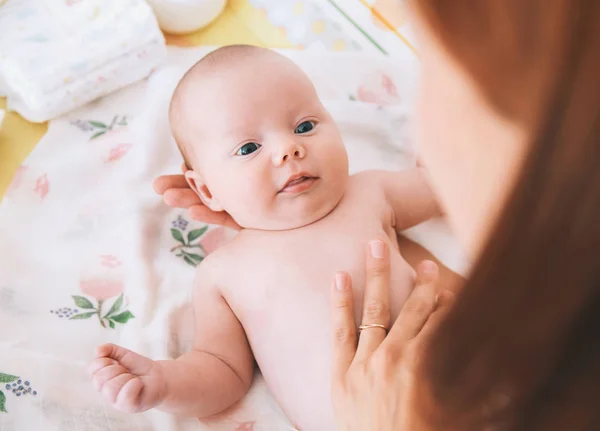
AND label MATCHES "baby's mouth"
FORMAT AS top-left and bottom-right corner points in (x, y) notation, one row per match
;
(279, 175), (319, 194)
